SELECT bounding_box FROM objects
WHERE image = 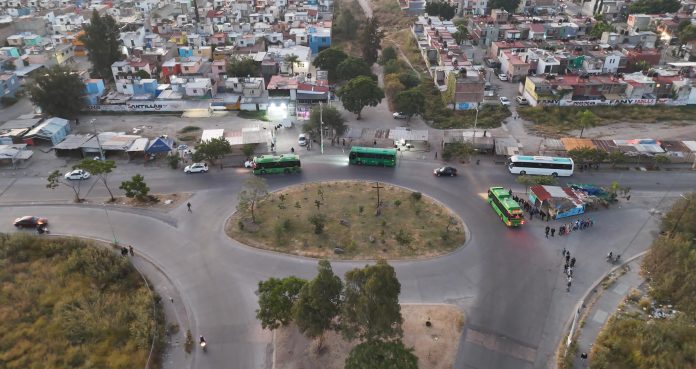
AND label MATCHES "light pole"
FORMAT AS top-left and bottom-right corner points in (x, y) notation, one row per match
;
(319, 101), (324, 154)
(90, 118), (105, 161)
(472, 103), (480, 147)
